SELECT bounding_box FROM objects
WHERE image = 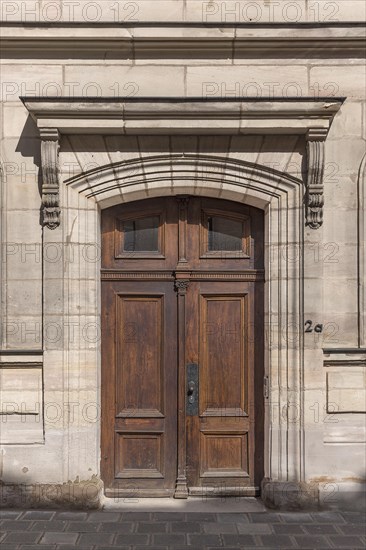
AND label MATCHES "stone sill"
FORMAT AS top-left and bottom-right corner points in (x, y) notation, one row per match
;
(323, 348), (366, 365)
